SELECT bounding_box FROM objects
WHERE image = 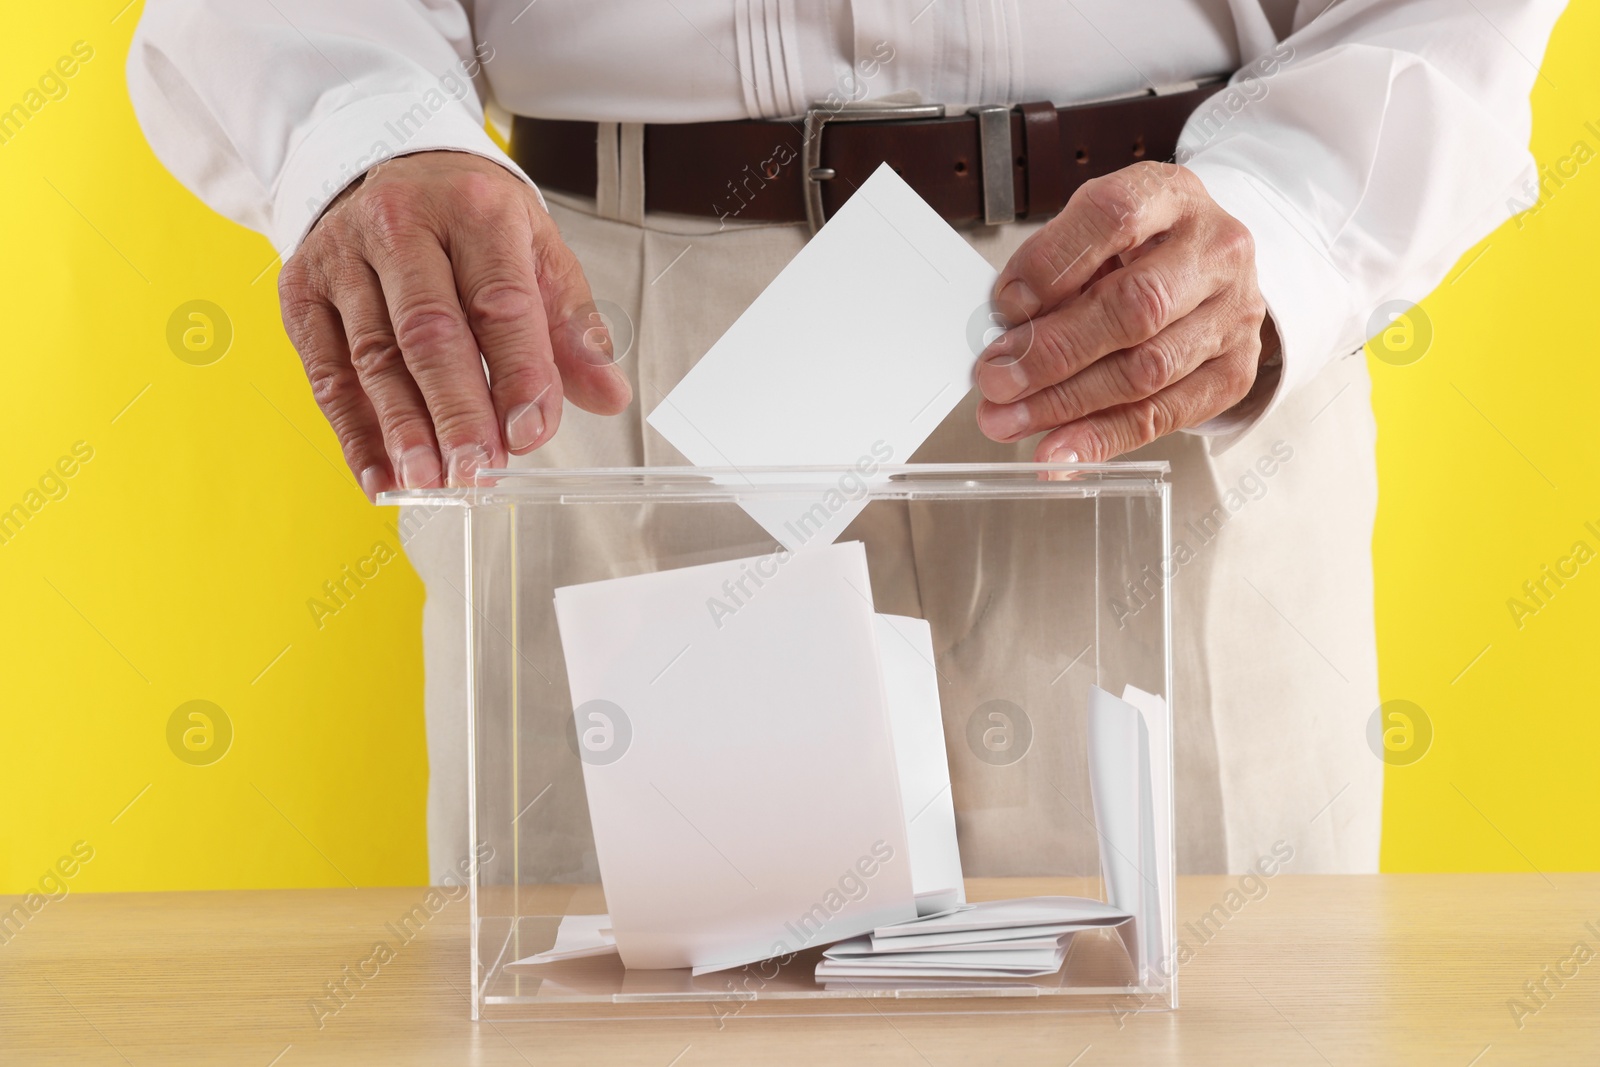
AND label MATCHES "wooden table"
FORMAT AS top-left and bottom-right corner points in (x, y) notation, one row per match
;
(3, 875), (1596, 1065)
